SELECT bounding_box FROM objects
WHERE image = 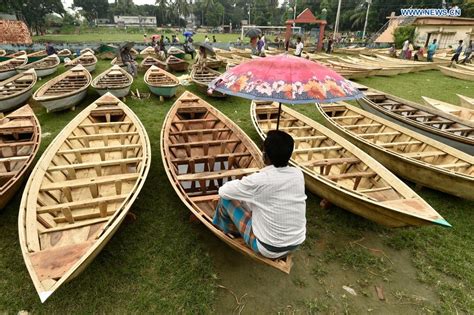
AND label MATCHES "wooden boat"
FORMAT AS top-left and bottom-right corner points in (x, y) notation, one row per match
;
(358, 89), (474, 154)
(57, 49), (72, 62)
(65, 52), (97, 72)
(161, 91), (292, 273)
(166, 56), (189, 72)
(91, 65), (133, 98)
(337, 57), (403, 76)
(191, 66), (225, 97)
(348, 56), (413, 74)
(0, 49), (5, 56)
(454, 63), (474, 72)
(205, 56), (224, 70)
(130, 48), (139, 59)
(167, 46), (185, 59)
(229, 47), (252, 58)
(26, 50), (47, 63)
(110, 57), (125, 67)
(439, 66), (474, 81)
(251, 101), (450, 227)
(316, 102), (473, 200)
(16, 54), (60, 78)
(0, 55), (28, 80)
(144, 65), (179, 98)
(139, 47), (156, 56)
(19, 93), (151, 302)
(0, 105), (41, 209)
(139, 56), (166, 71)
(457, 94), (474, 109)
(80, 48), (95, 55)
(6, 50), (27, 58)
(0, 69), (37, 111)
(33, 64), (92, 113)
(374, 54), (435, 71)
(359, 54), (424, 72)
(422, 96), (474, 122)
